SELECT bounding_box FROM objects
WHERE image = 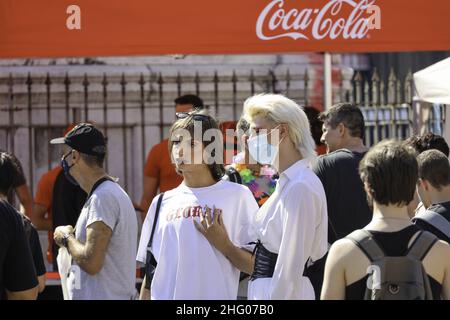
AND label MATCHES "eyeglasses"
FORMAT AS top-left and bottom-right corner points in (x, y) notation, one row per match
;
(176, 112), (211, 121)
